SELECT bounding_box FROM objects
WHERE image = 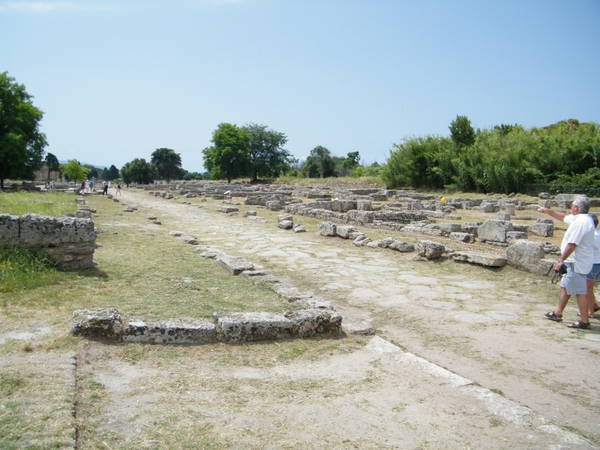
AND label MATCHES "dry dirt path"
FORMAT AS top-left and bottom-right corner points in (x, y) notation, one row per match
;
(82, 189), (600, 449)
